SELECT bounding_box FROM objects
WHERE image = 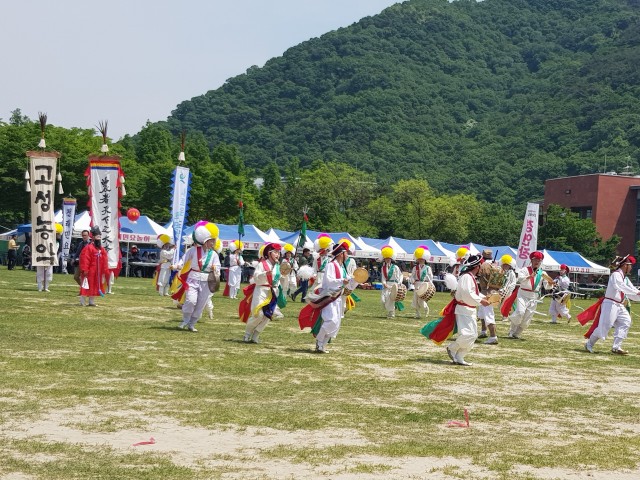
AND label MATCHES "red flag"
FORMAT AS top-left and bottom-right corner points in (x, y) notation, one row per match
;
(238, 283), (256, 323)
(500, 287), (519, 318)
(298, 304), (322, 330)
